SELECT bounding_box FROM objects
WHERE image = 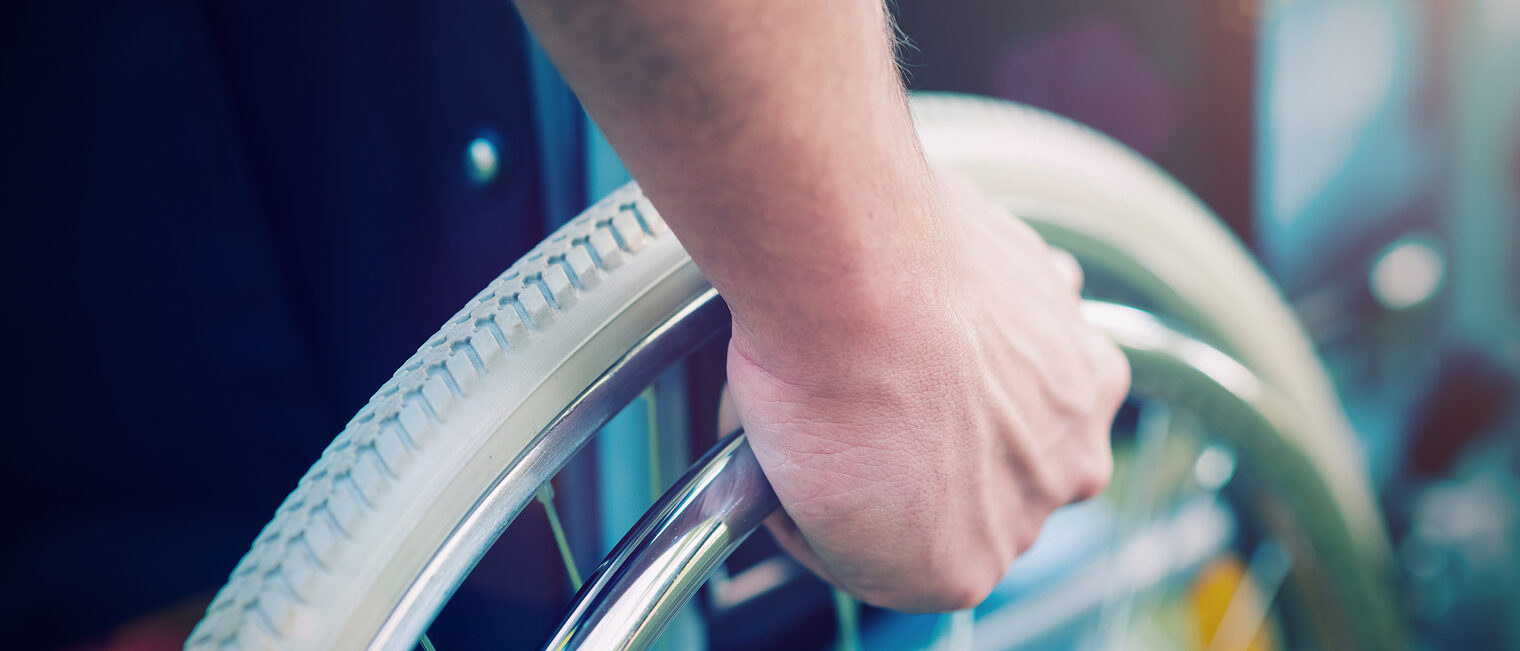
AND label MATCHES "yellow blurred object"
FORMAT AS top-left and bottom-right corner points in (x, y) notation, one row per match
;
(1190, 556), (1280, 651)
